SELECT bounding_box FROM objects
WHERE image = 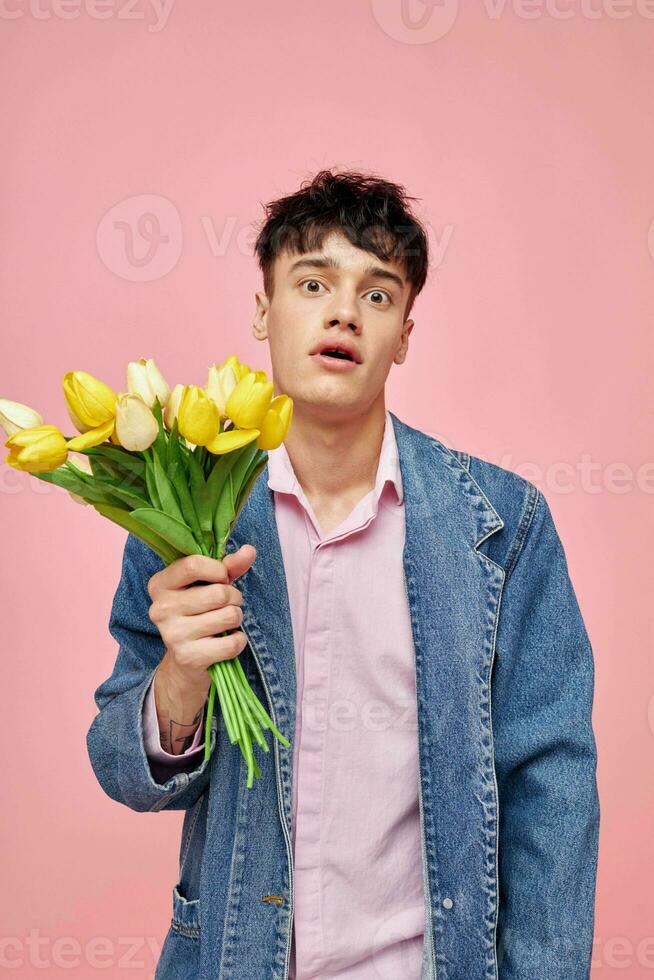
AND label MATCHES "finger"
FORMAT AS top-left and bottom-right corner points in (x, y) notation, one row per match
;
(185, 604), (243, 641)
(172, 582), (244, 616)
(162, 554), (230, 591)
(222, 544), (257, 583)
(191, 631), (249, 668)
